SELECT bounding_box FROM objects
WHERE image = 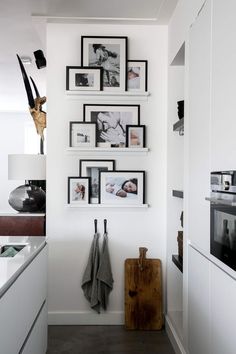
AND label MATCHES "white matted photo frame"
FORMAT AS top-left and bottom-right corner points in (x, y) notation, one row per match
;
(127, 60), (148, 92)
(66, 66), (103, 91)
(69, 122), (96, 148)
(79, 159), (115, 204)
(81, 36), (128, 92)
(99, 170), (145, 205)
(68, 177), (90, 205)
(83, 104), (140, 148)
(126, 125), (146, 148)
